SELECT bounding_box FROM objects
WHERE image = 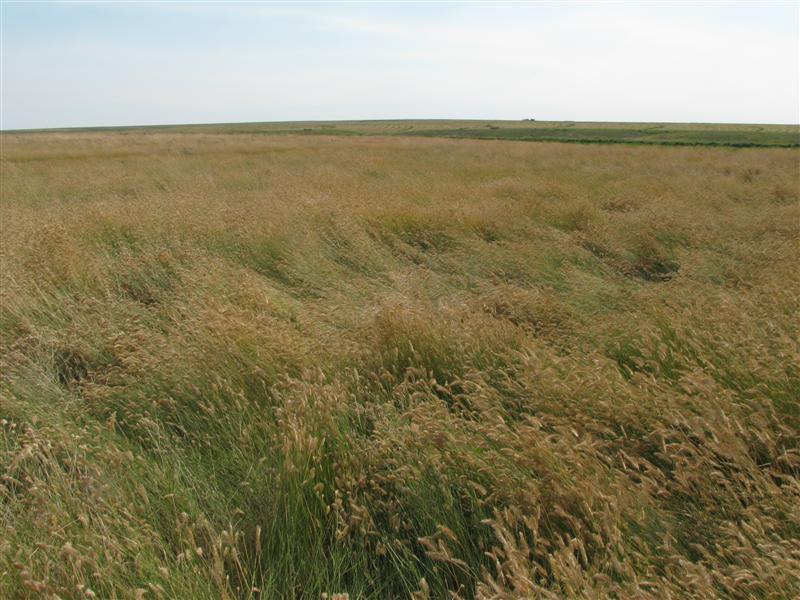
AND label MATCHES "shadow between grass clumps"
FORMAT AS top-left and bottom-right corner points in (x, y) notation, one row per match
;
(81, 220), (186, 306)
(315, 218), (390, 280)
(199, 233), (329, 300)
(204, 234), (293, 286)
(580, 235), (680, 283)
(370, 213), (457, 261)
